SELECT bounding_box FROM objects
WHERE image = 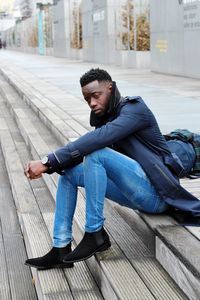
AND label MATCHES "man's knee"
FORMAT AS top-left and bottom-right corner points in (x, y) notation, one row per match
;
(84, 148), (108, 163)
